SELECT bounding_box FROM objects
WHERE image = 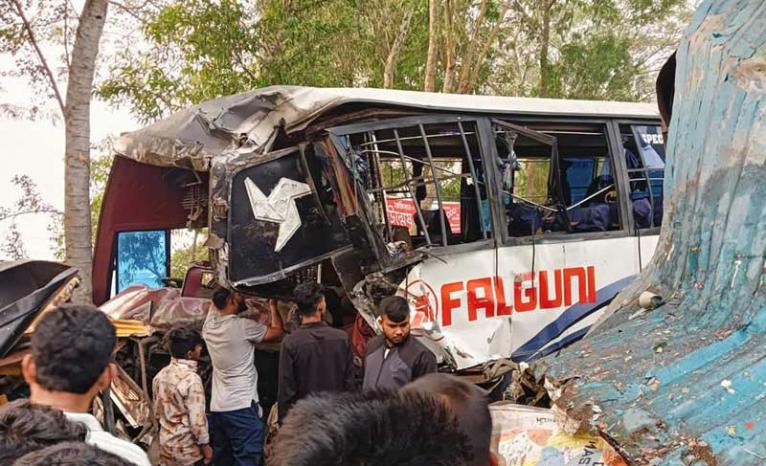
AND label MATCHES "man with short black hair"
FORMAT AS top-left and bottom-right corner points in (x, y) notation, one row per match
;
(0, 399), (87, 464)
(153, 328), (211, 465)
(203, 287), (284, 466)
(402, 374), (497, 466)
(277, 282), (354, 423)
(21, 305), (150, 466)
(14, 441), (133, 466)
(362, 296), (436, 391)
(268, 390), (474, 466)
